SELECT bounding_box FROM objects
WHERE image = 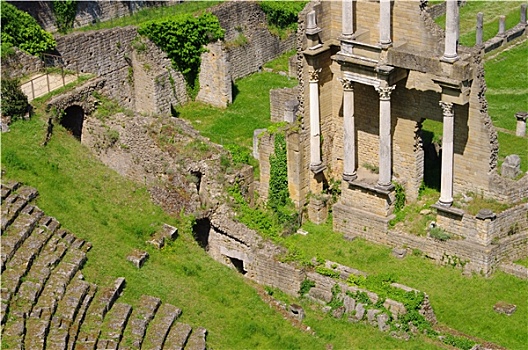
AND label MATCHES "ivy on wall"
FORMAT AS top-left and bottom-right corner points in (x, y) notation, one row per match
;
(258, 1), (307, 30)
(268, 132), (289, 212)
(0, 2), (56, 57)
(138, 12), (224, 97)
(52, 0), (78, 33)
